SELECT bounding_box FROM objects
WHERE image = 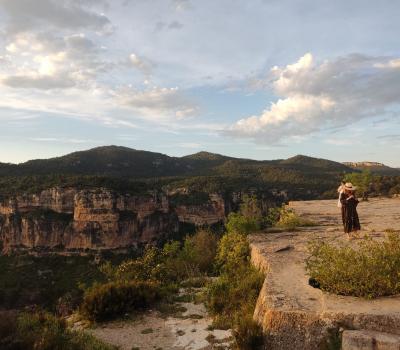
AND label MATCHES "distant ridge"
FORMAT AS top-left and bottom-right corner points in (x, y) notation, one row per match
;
(343, 161), (400, 176)
(281, 155), (350, 171)
(2, 146), (400, 200)
(0, 147), (355, 178)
